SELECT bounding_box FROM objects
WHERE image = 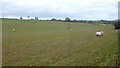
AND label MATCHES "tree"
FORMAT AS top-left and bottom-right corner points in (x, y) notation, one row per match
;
(20, 17), (22, 20)
(65, 17), (71, 22)
(28, 16), (30, 19)
(73, 19), (77, 22)
(88, 21), (93, 23)
(57, 19), (62, 21)
(51, 18), (57, 21)
(35, 17), (39, 20)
